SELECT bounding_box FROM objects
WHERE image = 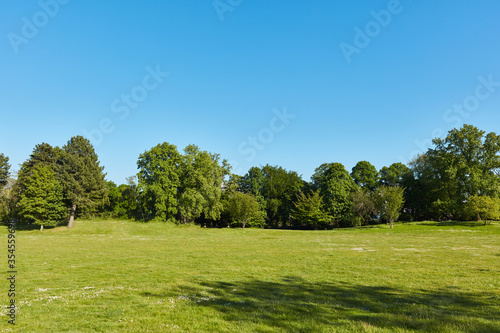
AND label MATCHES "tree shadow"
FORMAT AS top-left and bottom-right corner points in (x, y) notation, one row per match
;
(418, 221), (491, 228)
(161, 277), (500, 332)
